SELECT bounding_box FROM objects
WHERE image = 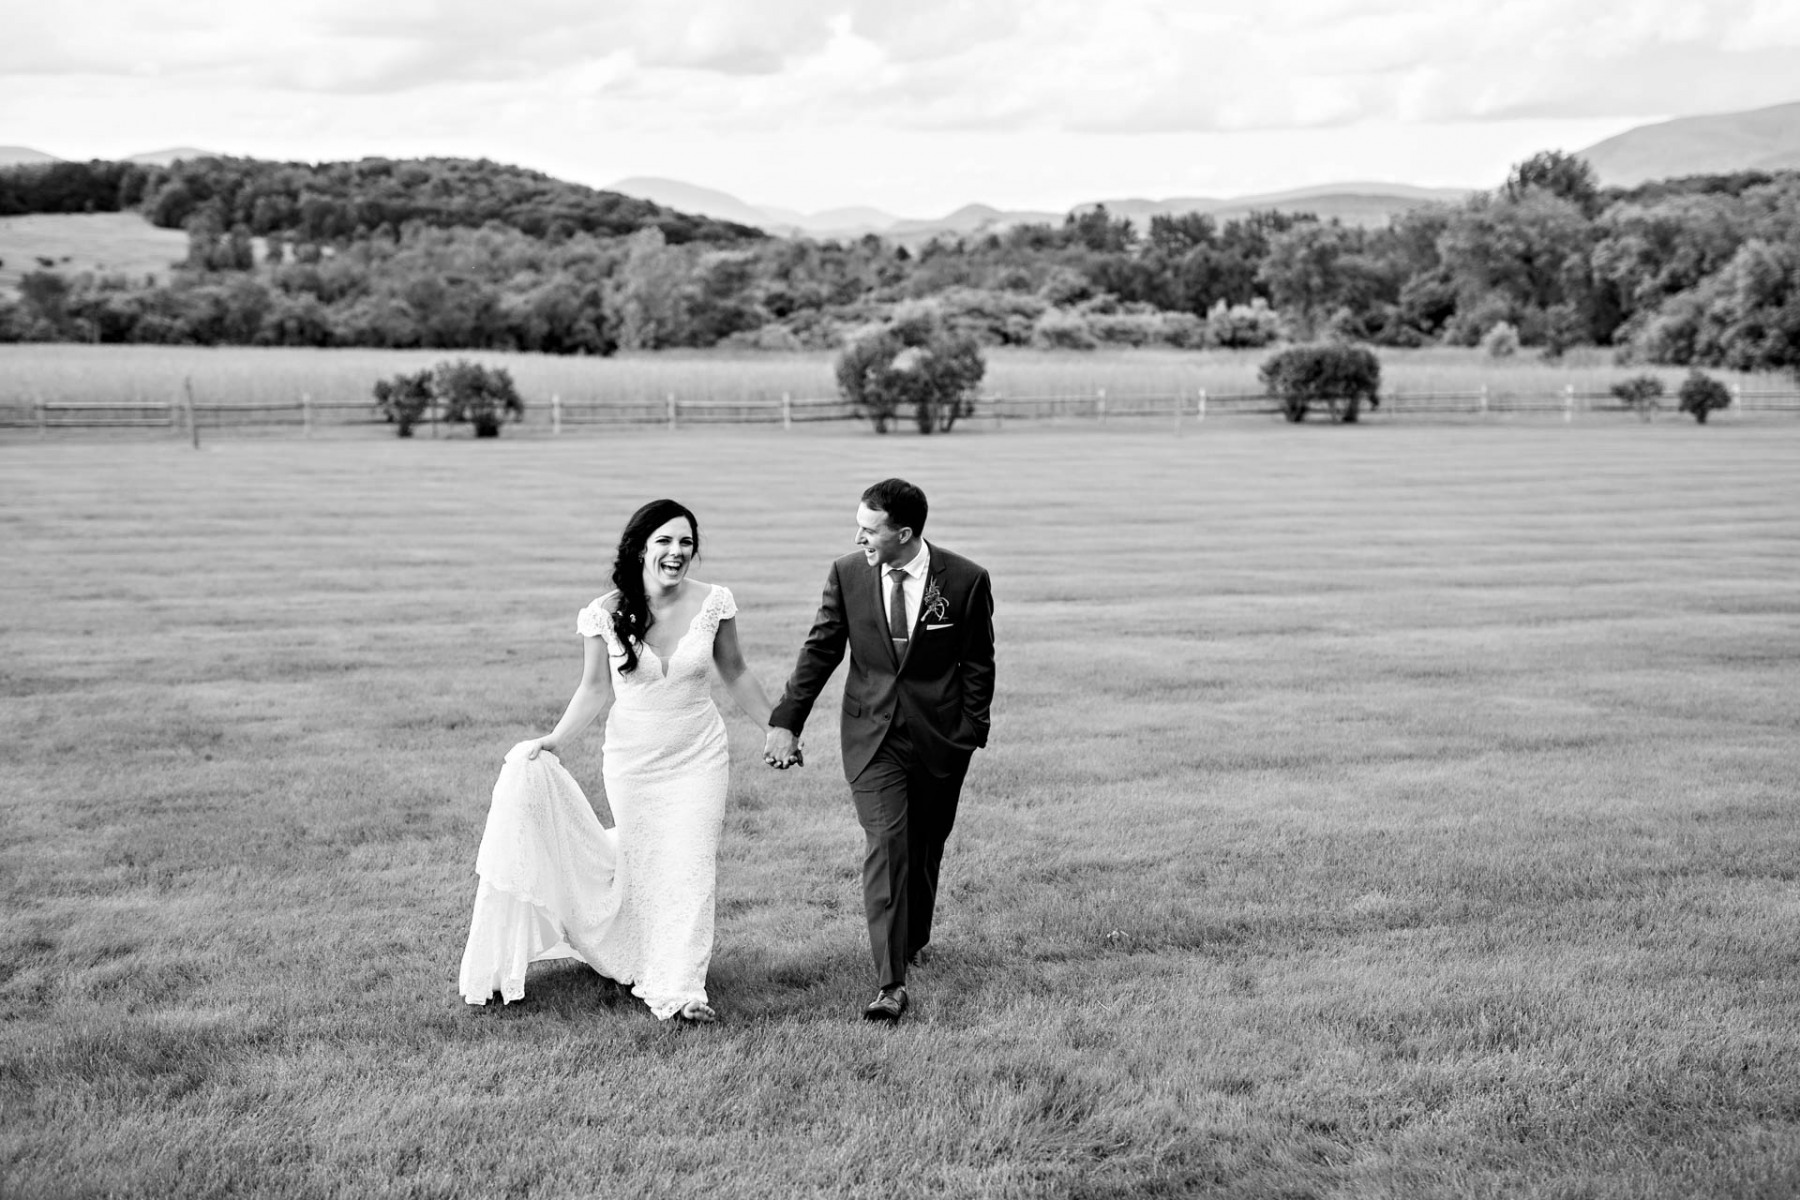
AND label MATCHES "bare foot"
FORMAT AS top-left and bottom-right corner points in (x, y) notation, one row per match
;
(679, 1000), (717, 1024)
